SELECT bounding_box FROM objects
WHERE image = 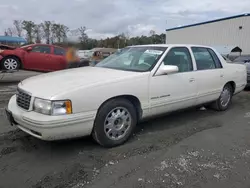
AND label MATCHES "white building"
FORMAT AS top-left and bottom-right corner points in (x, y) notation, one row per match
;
(166, 13), (250, 54)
